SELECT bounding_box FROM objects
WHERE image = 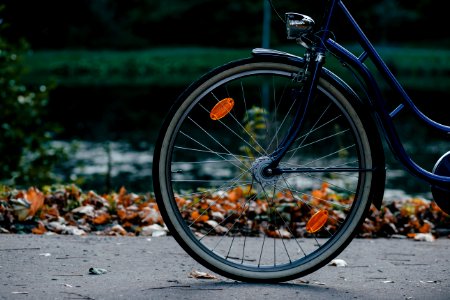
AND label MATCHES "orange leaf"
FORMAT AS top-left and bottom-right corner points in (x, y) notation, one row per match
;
(117, 209), (127, 220)
(26, 187), (45, 218)
(190, 211), (209, 222)
(118, 186), (131, 206)
(31, 221), (47, 235)
(228, 187), (243, 202)
(191, 210), (200, 220)
(311, 189), (325, 201)
(93, 213), (111, 225)
(199, 214), (209, 222)
(419, 221), (432, 233)
(45, 205), (60, 218)
(176, 197), (186, 208)
(122, 221), (133, 228)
